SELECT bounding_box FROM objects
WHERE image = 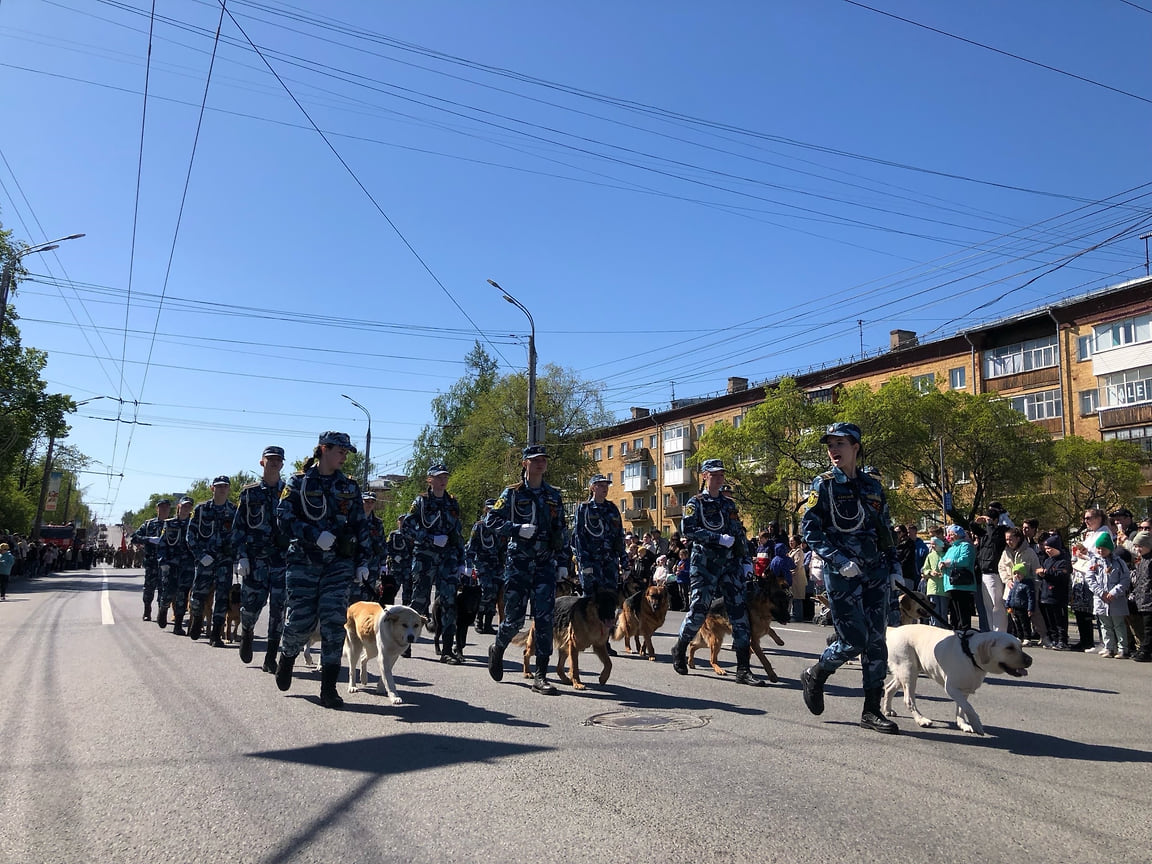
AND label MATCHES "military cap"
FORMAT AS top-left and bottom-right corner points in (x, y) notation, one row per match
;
(178, 495), (194, 505)
(318, 431), (357, 453)
(700, 458), (725, 473)
(211, 475), (231, 487)
(522, 444), (548, 460)
(262, 445), (285, 459)
(1108, 507), (1133, 519)
(427, 463), (450, 476)
(820, 422), (862, 447)
(156, 498), (172, 507)
(362, 491), (377, 501)
(589, 473), (611, 486)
